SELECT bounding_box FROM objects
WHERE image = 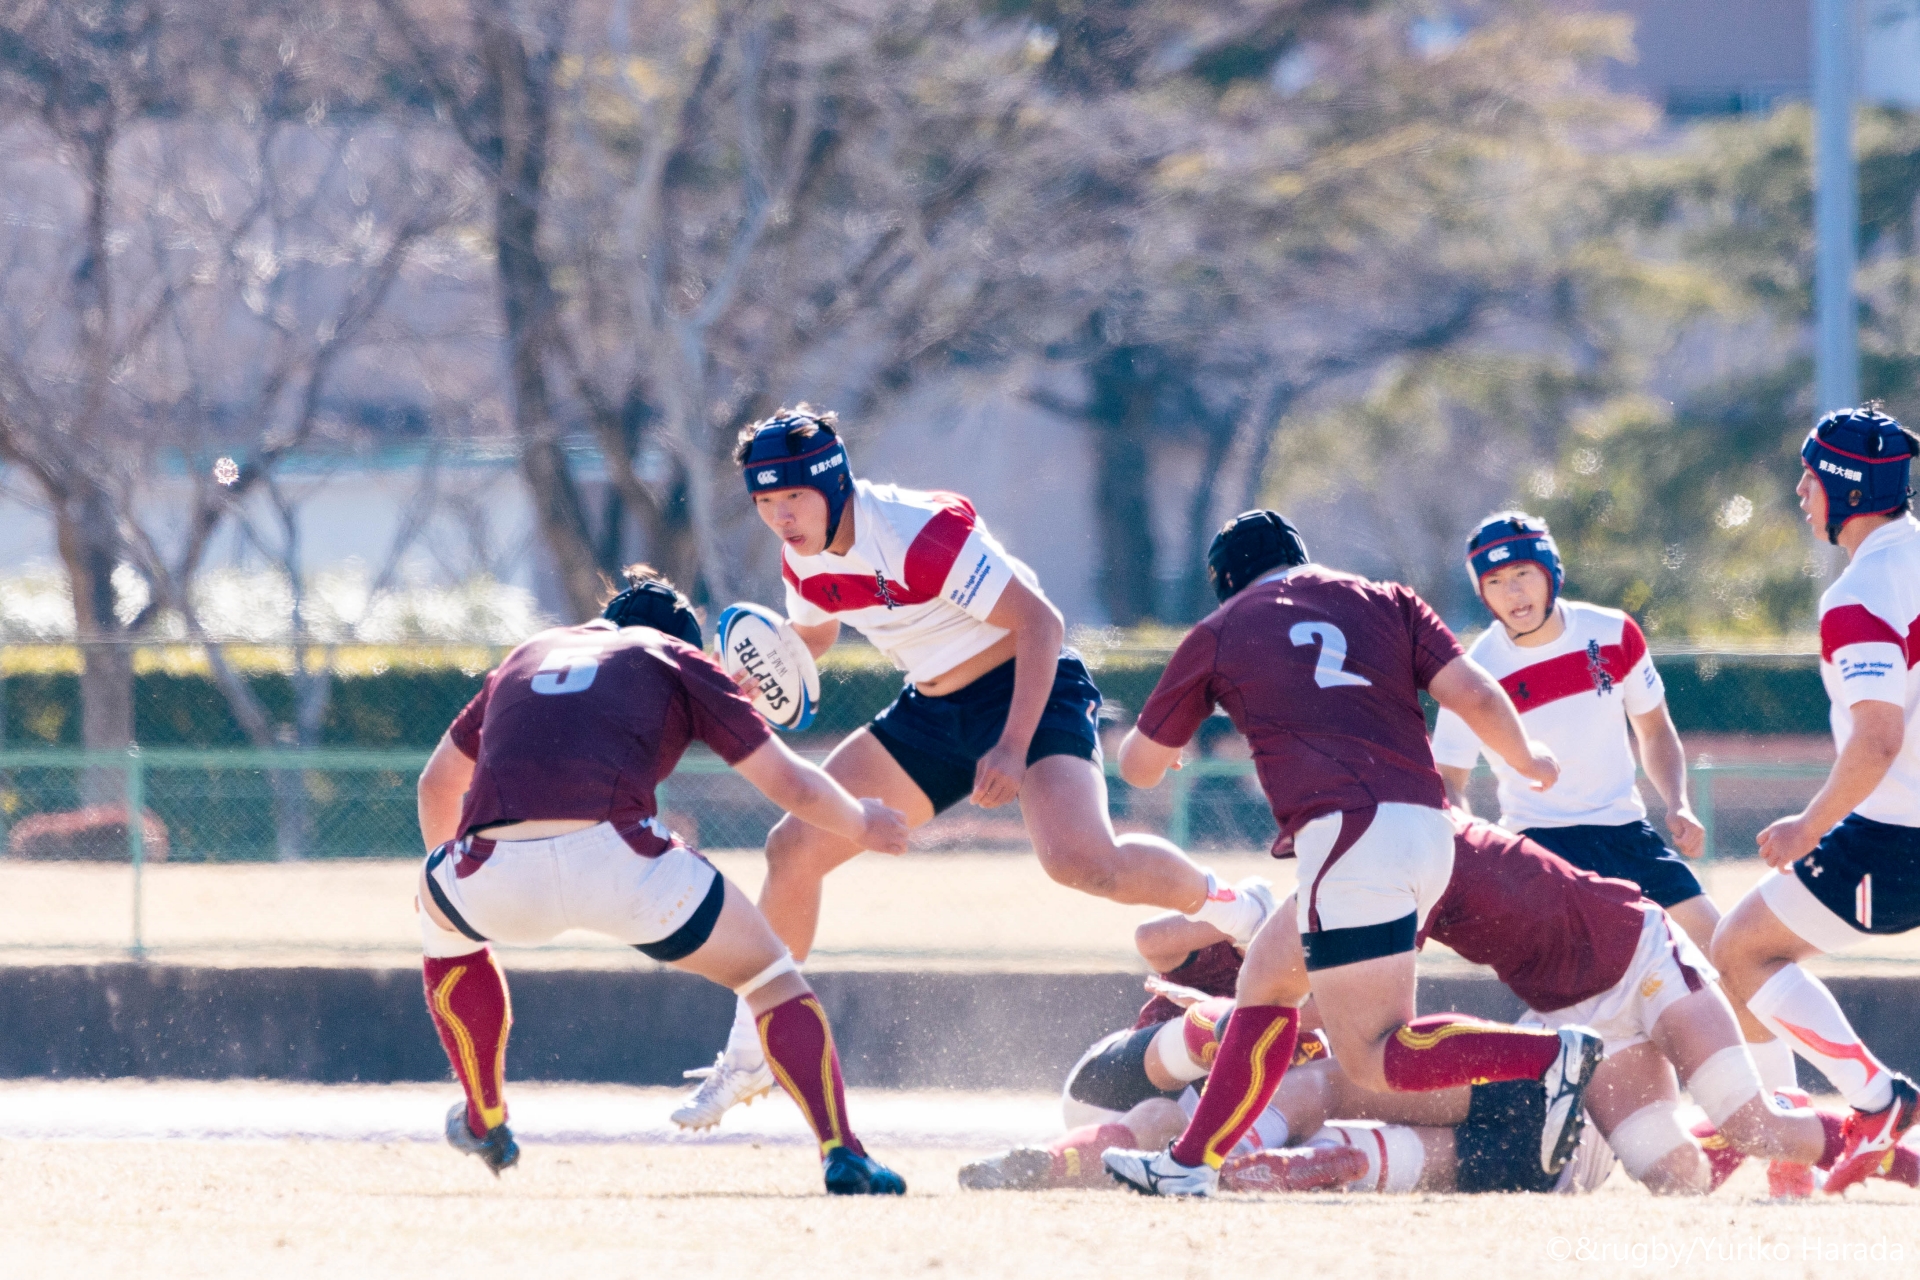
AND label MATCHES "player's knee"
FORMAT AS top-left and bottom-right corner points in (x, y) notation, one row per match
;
(763, 814), (837, 879)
